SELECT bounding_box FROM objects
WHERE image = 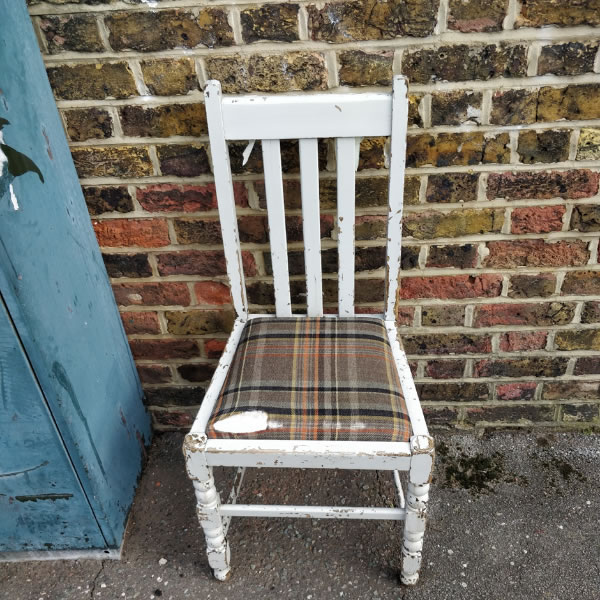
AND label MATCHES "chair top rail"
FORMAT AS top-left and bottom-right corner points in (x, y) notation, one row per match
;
(220, 91), (393, 140)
